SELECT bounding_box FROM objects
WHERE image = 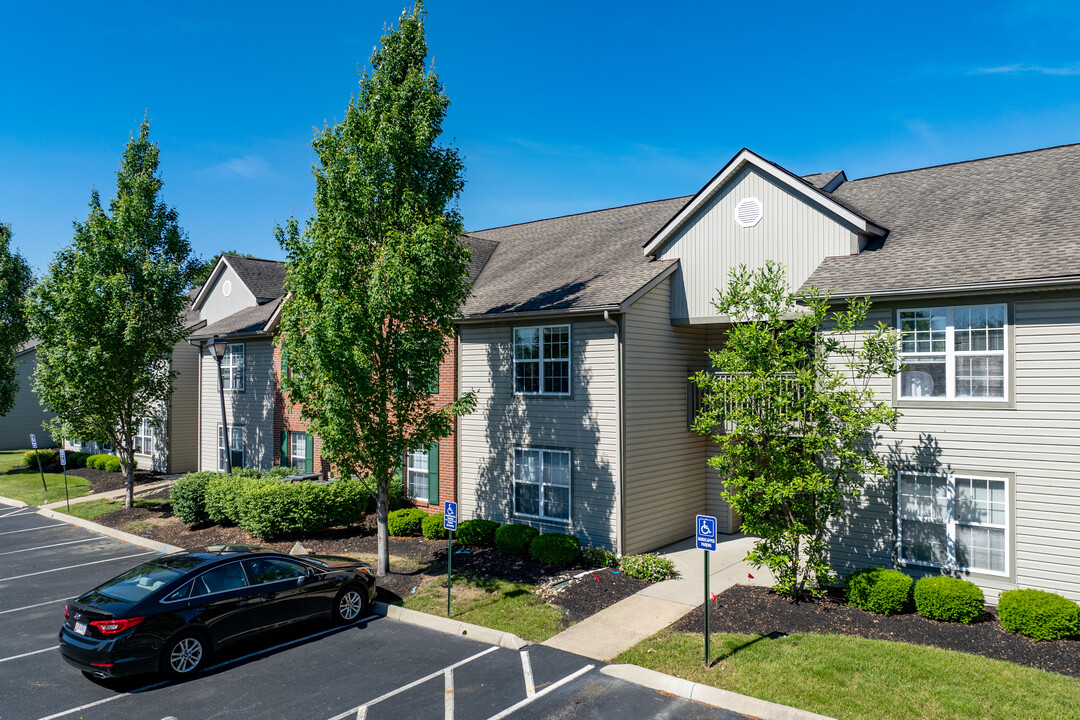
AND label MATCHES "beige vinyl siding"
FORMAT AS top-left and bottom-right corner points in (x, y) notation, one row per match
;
(198, 339), (276, 472)
(166, 340), (200, 473)
(656, 165), (861, 323)
(198, 264), (257, 325)
(458, 318), (619, 549)
(0, 349), (55, 450)
(830, 296), (1080, 603)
